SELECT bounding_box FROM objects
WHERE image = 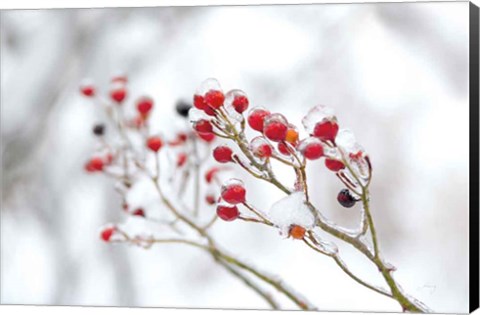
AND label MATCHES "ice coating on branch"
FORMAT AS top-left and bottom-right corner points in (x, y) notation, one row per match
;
(335, 128), (365, 154)
(196, 78), (222, 95)
(268, 192), (315, 233)
(335, 129), (356, 151)
(223, 93), (244, 124)
(302, 105), (336, 134)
